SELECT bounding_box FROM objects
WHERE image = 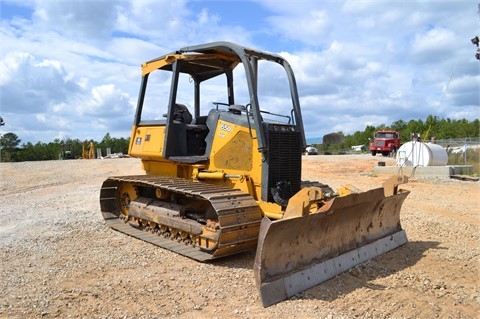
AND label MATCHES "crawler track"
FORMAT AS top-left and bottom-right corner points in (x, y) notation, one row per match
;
(99, 175), (263, 261)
